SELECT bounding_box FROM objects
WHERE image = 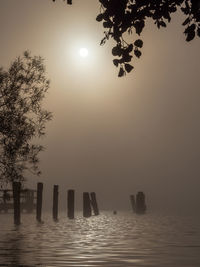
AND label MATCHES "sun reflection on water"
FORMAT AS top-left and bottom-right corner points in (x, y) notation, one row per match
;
(0, 211), (200, 266)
